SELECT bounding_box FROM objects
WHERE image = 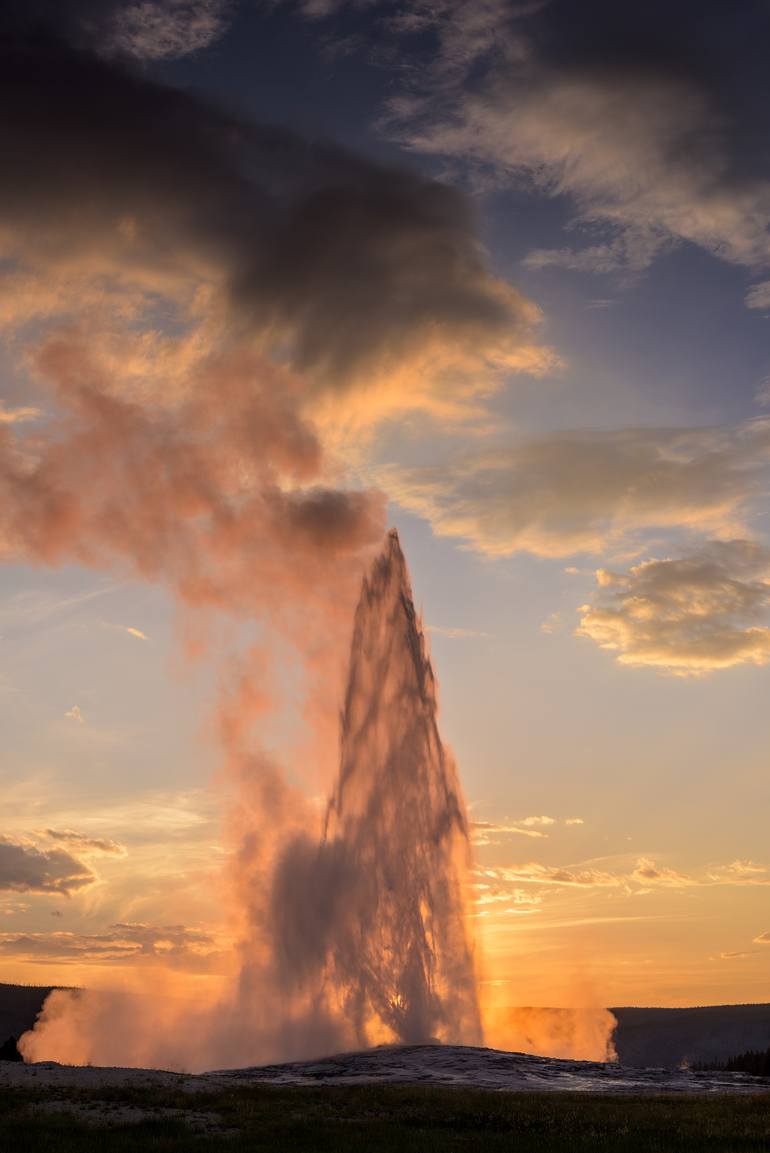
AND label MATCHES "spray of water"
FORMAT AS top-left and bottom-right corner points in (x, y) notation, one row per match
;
(271, 529), (482, 1047)
(21, 530), (482, 1067)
